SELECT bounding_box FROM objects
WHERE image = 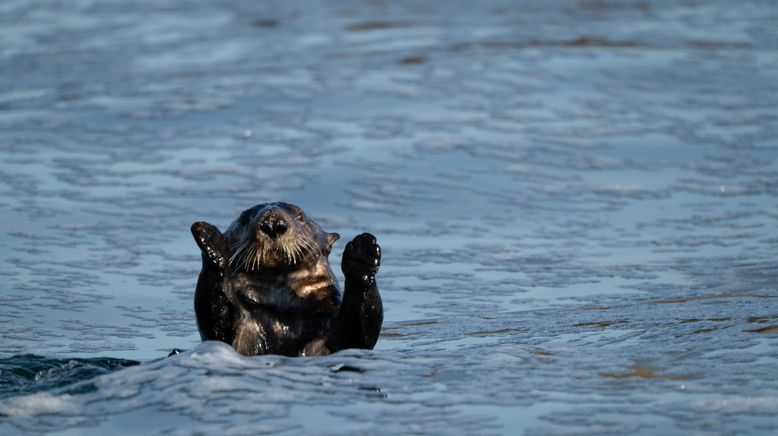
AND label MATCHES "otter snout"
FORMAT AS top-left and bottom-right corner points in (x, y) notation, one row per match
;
(258, 213), (289, 238)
